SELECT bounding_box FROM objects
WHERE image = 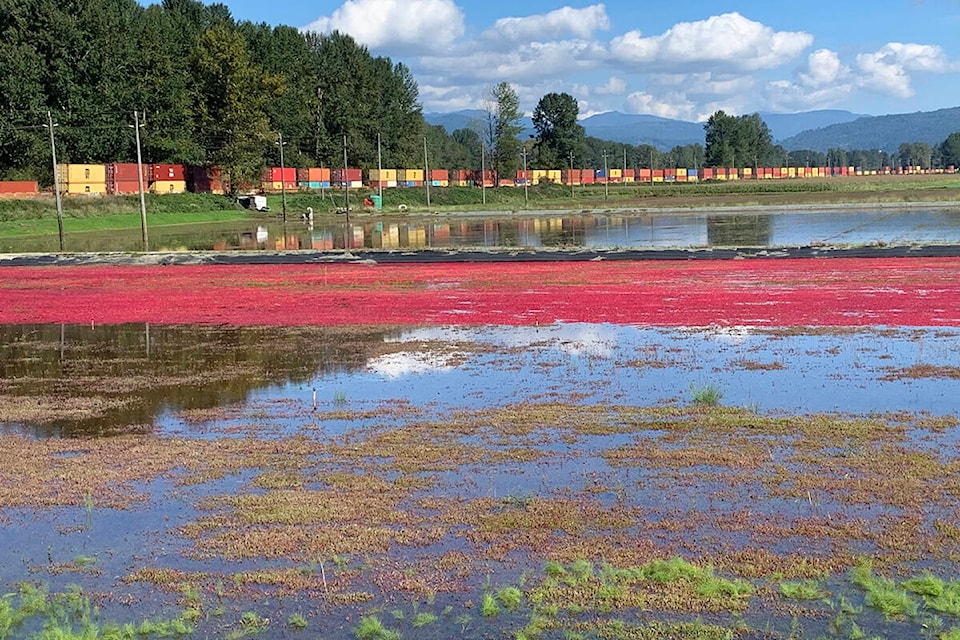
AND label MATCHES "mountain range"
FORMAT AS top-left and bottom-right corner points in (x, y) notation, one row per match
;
(425, 107), (960, 153)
